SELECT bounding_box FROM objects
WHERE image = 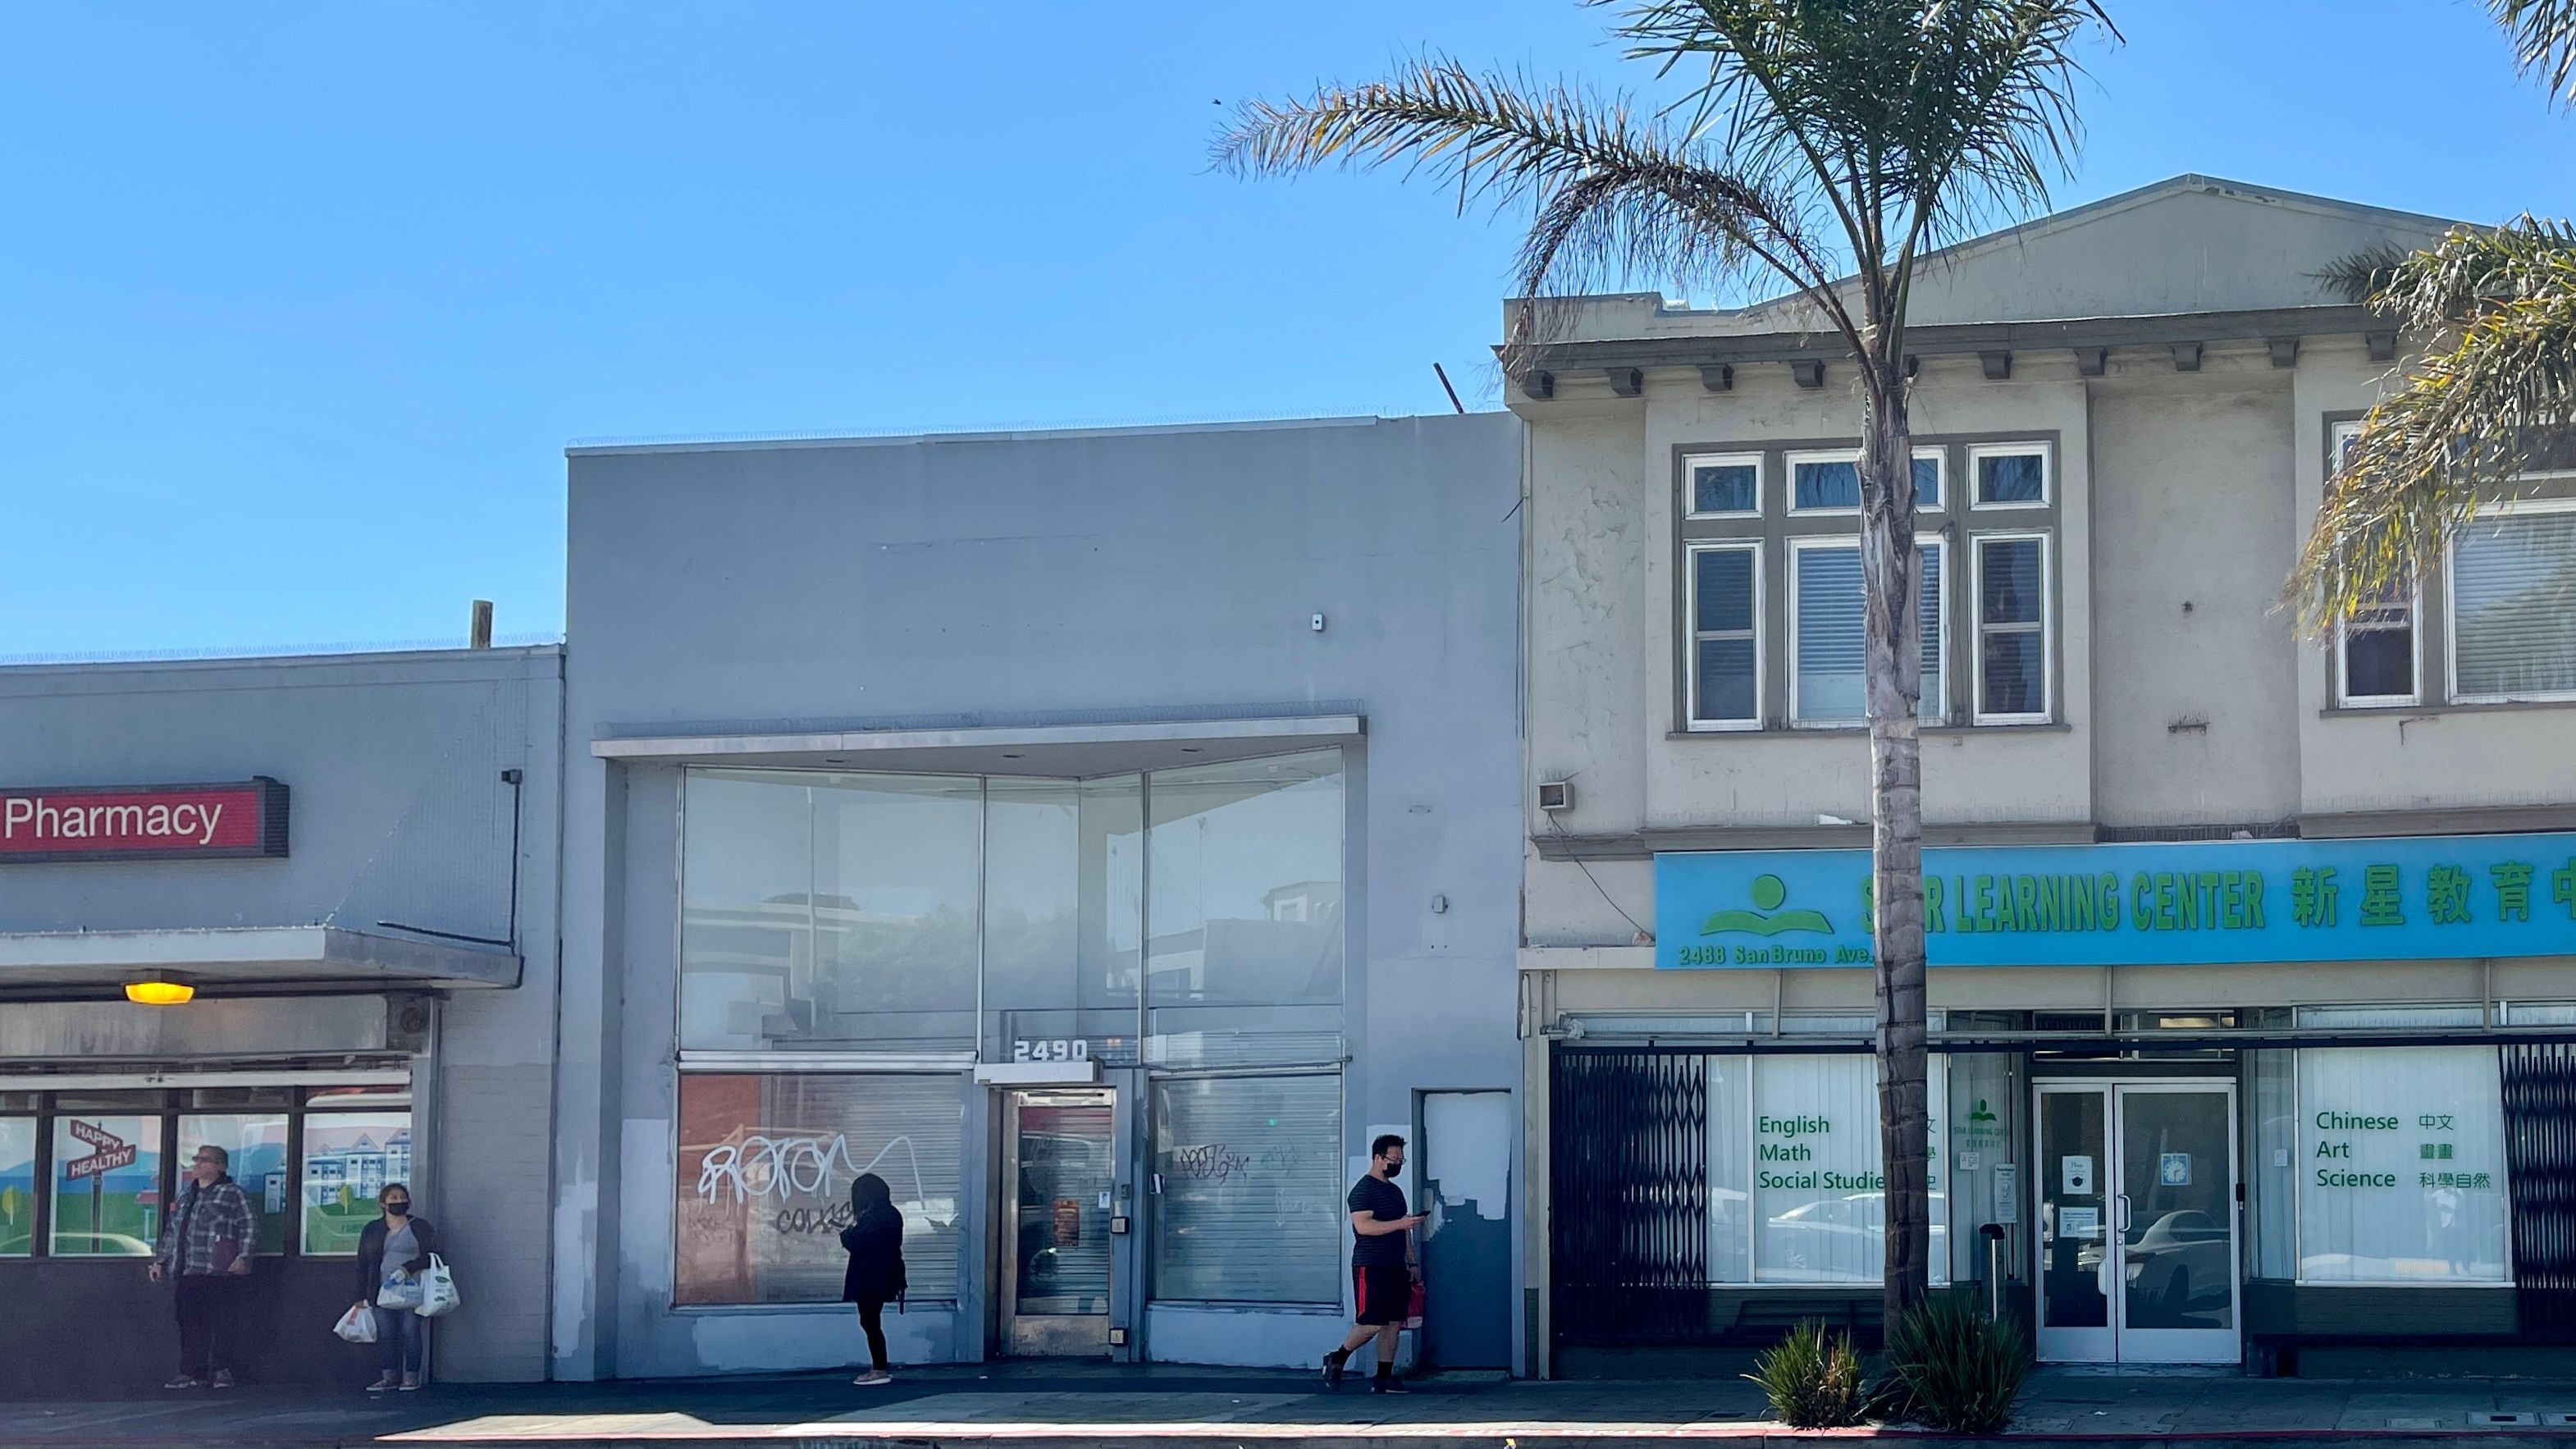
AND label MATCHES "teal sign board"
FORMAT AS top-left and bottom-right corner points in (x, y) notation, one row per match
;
(1653, 833), (2576, 969)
